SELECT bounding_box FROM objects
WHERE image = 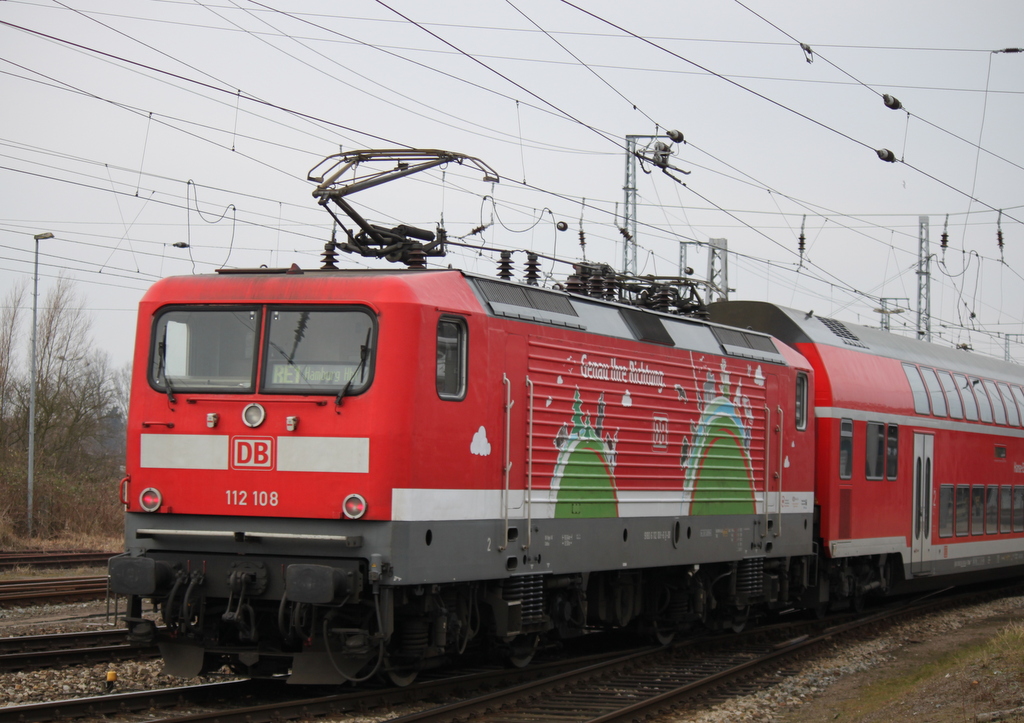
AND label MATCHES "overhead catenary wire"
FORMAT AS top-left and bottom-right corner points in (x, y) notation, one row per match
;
(2, 3), (1022, 361)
